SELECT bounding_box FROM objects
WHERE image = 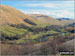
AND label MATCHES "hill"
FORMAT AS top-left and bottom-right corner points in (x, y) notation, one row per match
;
(58, 39), (75, 52)
(1, 5), (74, 27)
(0, 5), (36, 26)
(29, 14), (75, 26)
(28, 14), (64, 26)
(57, 18), (75, 25)
(57, 18), (71, 21)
